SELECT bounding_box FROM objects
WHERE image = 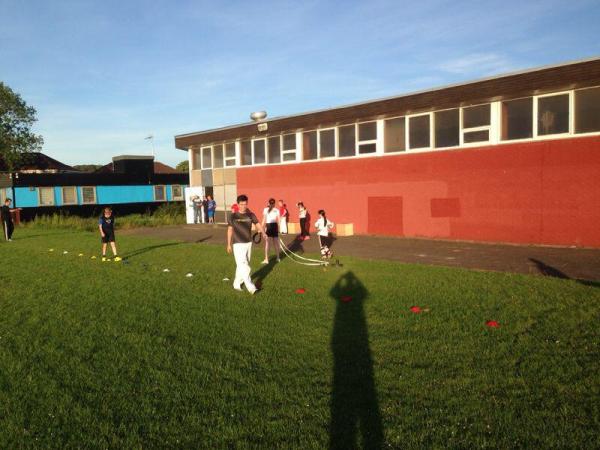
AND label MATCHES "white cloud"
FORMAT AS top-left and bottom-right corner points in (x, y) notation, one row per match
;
(438, 53), (517, 76)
